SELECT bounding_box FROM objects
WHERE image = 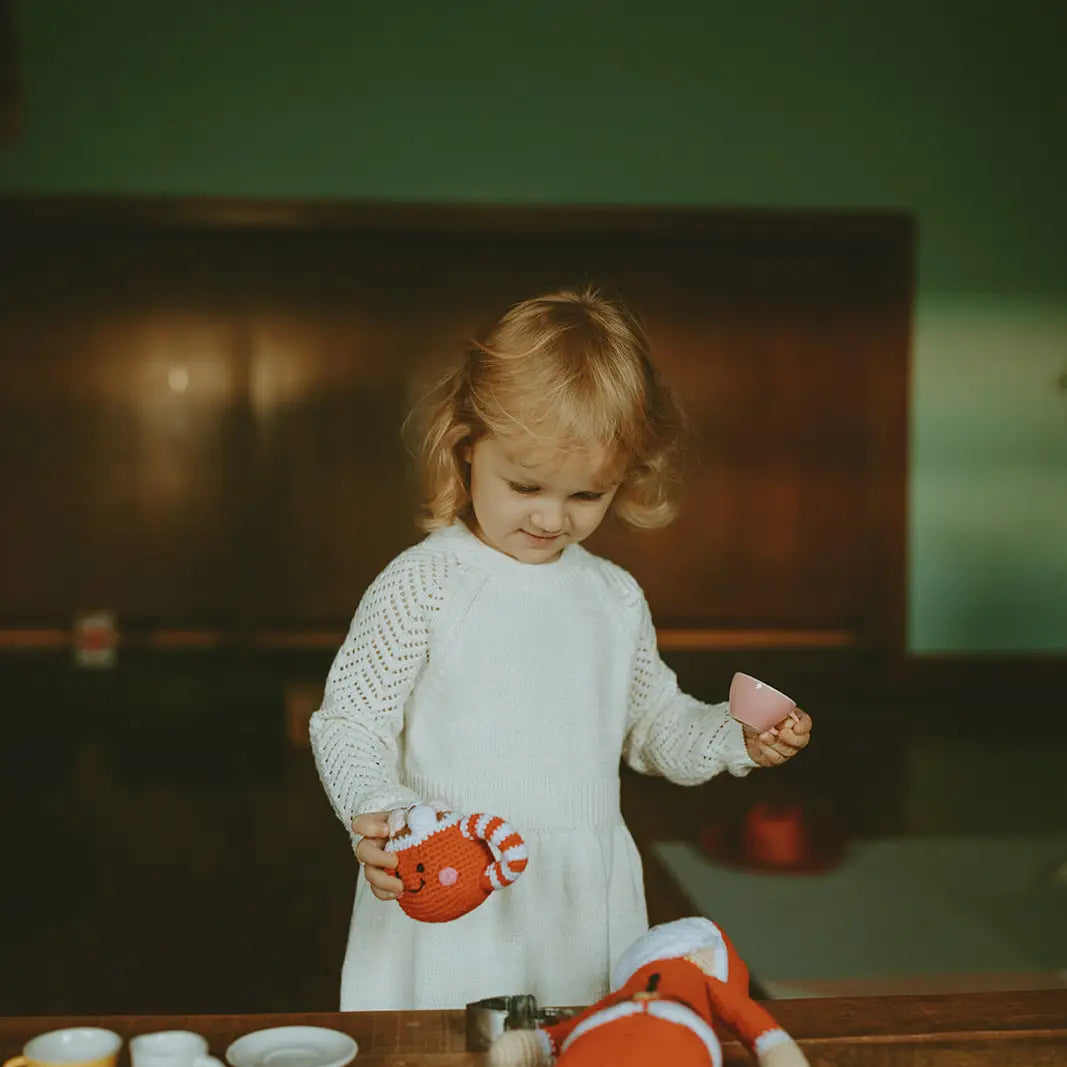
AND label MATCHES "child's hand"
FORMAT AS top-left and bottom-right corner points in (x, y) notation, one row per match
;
(352, 811), (405, 901)
(743, 709), (812, 767)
